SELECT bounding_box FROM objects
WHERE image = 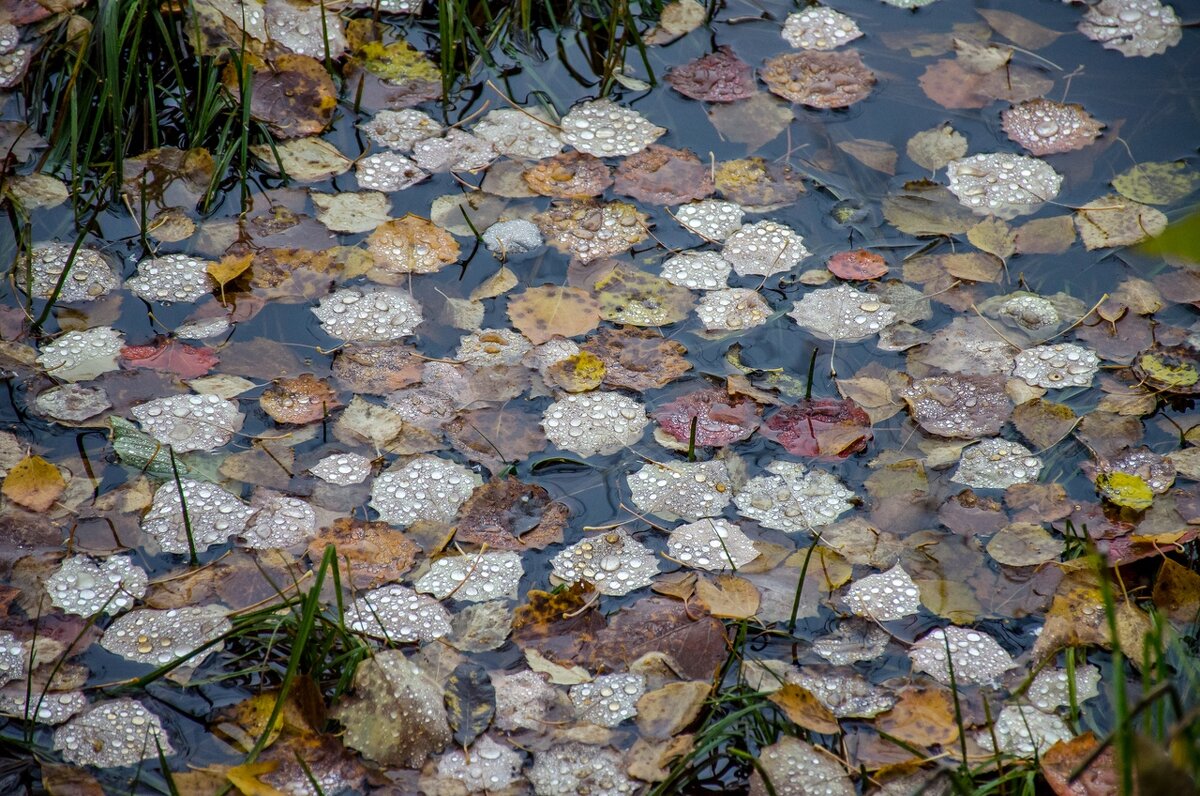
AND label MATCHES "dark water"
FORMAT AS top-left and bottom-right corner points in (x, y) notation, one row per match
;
(2, 0), (1200, 792)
